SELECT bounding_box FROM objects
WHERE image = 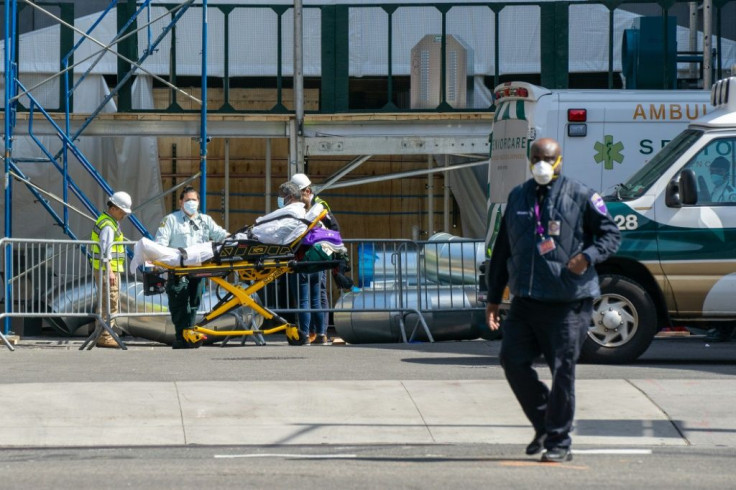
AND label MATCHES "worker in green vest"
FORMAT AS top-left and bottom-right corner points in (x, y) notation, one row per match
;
(90, 191), (132, 348)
